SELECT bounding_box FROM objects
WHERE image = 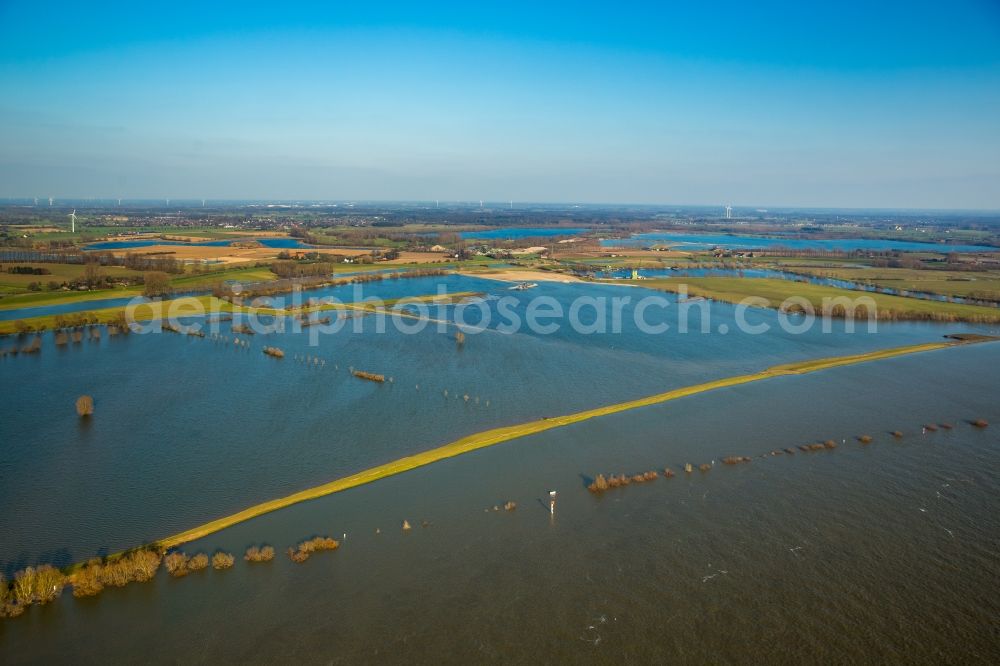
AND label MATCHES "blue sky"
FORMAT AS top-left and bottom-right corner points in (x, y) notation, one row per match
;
(1, 0), (999, 208)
